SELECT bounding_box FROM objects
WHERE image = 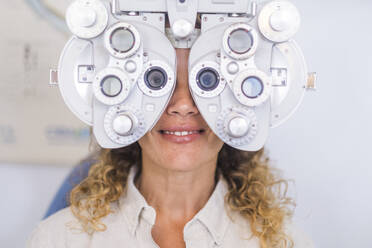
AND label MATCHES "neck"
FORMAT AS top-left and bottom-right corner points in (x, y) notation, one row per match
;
(136, 156), (217, 223)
